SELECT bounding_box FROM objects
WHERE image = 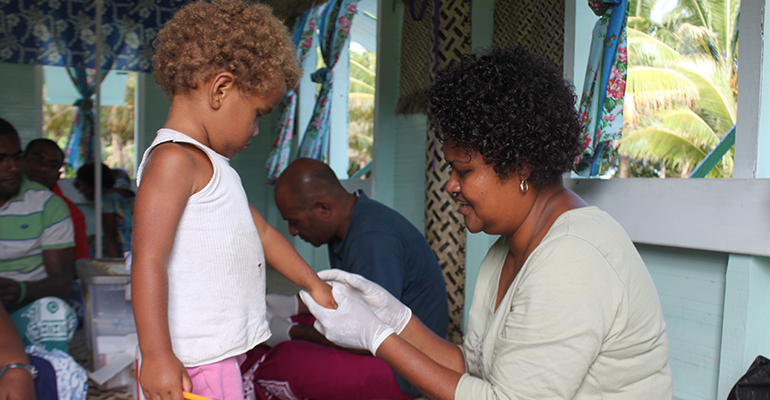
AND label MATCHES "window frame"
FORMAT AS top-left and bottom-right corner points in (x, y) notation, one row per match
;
(563, 0), (770, 257)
